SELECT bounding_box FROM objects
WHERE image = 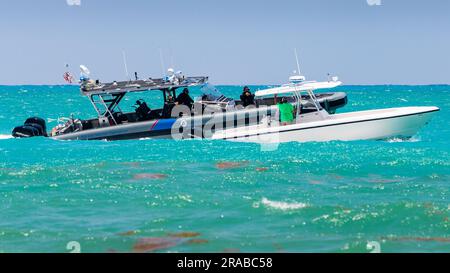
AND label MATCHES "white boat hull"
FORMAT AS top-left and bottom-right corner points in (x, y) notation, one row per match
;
(212, 106), (439, 143)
